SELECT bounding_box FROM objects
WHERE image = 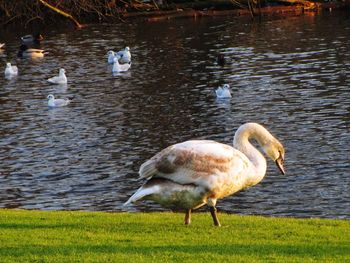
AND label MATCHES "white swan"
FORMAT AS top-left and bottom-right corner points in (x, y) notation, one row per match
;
(4, 63), (18, 77)
(125, 123), (285, 226)
(215, 84), (231, 99)
(112, 57), (131, 73)
(47, 68), (67, 85)
(47, 94), (71, 107)
(116, 47), (131, 64)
